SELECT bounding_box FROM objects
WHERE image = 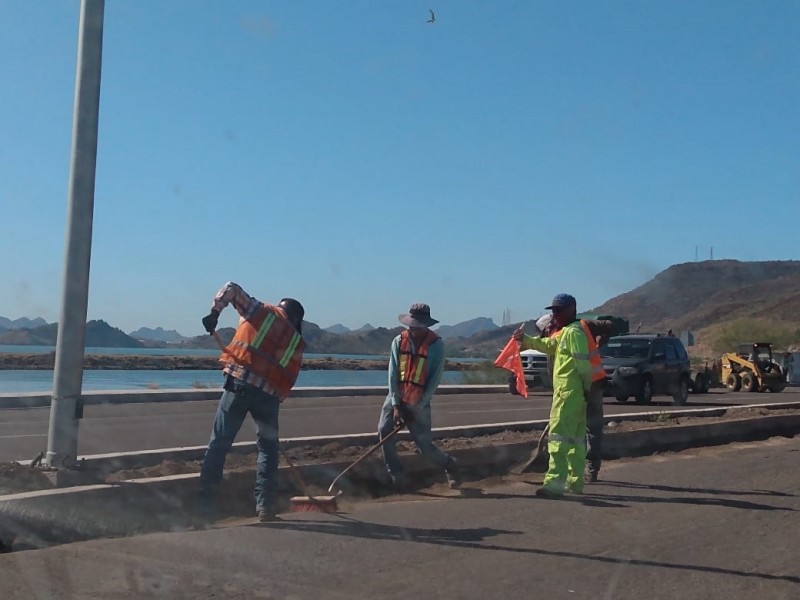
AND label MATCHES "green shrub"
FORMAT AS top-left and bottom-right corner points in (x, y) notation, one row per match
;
(710, 318), (800, 355)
